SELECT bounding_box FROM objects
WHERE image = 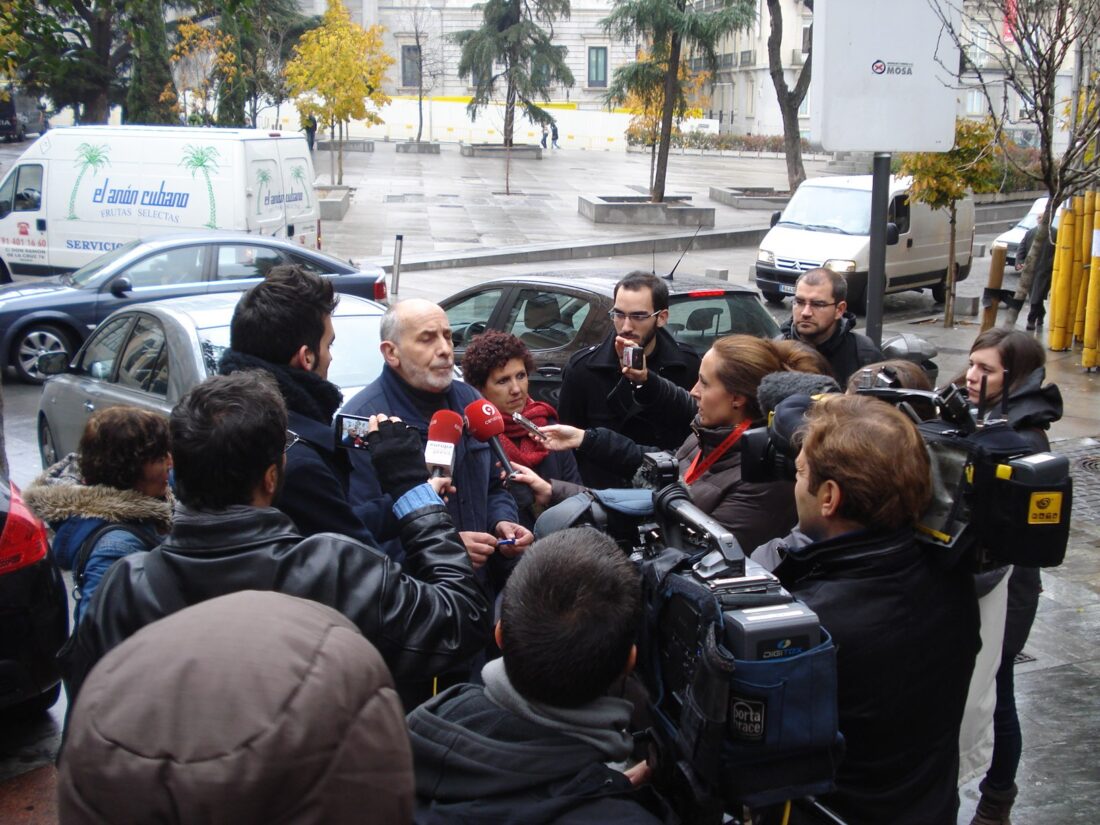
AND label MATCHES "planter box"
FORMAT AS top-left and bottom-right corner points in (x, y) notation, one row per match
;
(396, 141), (441, 154)
(460, 142), (542, 159)
(316, 139), (374, 153)
(316, 185), (351, 221)
(709, 186), (790, 210)
(578, 194), (714, 228)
